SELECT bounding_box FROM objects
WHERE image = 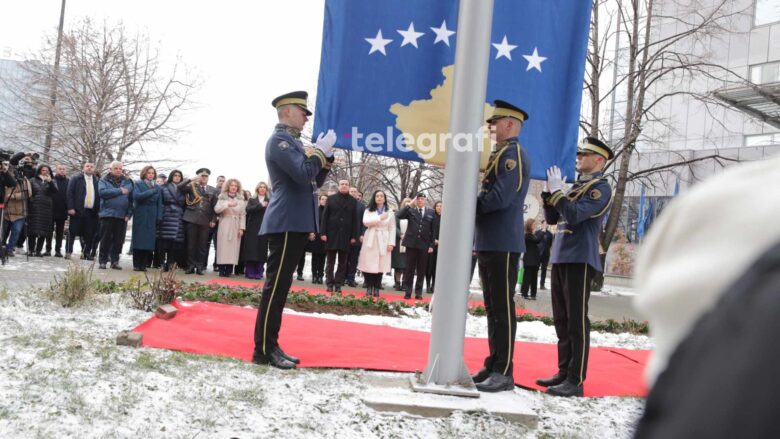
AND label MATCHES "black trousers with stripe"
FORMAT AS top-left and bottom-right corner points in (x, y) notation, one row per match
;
(253, 232), (308, 356)
(477, 251), (520, 377)
(550, 263), (596, 385)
